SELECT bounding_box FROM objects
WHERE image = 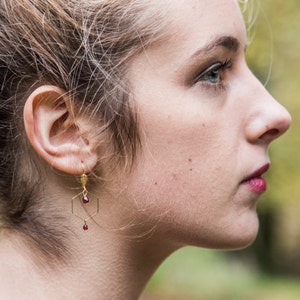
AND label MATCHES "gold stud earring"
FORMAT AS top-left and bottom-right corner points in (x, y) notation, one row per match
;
(71, 163), (99, 230)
